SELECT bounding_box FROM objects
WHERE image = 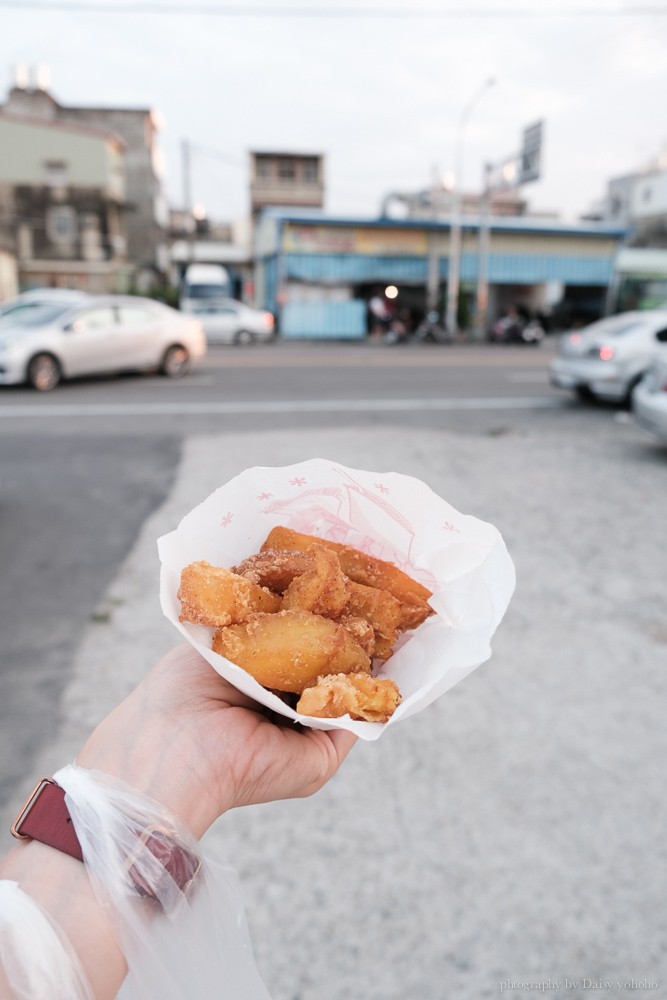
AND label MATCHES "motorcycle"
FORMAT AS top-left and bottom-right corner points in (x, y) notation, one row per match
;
(412, 310), (453, 344)
(489, 314), (544, 346)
